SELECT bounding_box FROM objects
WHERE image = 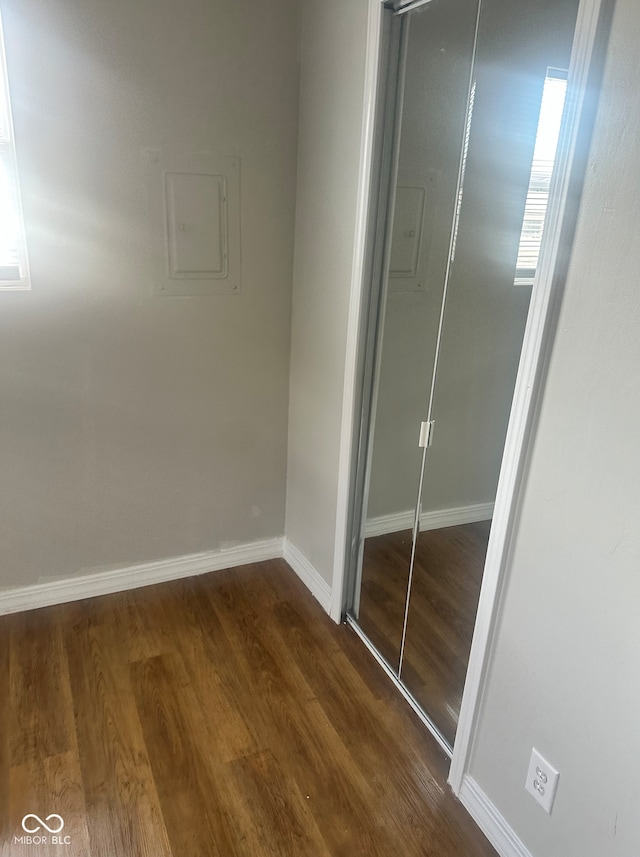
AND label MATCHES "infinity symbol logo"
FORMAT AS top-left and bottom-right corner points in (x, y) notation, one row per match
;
(21, 814), (65, 834)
